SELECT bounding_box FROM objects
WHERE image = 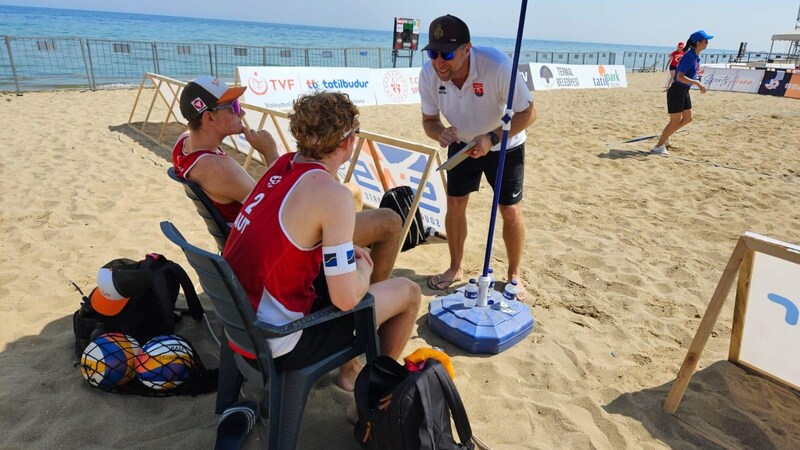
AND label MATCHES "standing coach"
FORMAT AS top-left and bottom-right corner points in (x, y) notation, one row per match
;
(419, 14), (536, 299)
